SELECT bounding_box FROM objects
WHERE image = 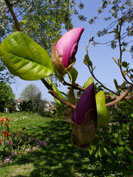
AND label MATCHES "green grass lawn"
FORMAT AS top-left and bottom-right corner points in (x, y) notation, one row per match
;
(0, 112), (93, 177)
